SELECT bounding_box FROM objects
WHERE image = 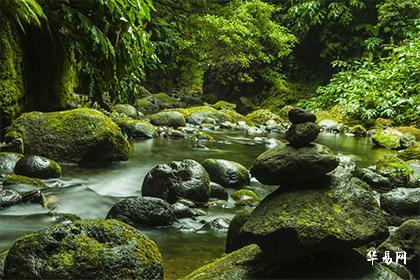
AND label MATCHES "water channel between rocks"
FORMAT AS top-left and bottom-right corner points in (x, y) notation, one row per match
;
(0, 130), (402, 279)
